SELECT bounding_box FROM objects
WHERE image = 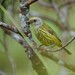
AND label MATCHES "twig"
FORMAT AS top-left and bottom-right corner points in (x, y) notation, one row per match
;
(0, 21), (20, 34)
(59, 0), (75, 8)
(37, 0), (71, 30)
(51, 0), (63, 20)
(26, 0), (38, 6)
(20, 0), (38, 7)
(47, 37), (75, 52)
(38, 0), (52, 8)
(52, 0), (70, 30)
